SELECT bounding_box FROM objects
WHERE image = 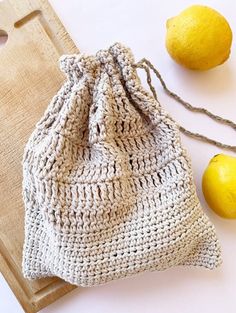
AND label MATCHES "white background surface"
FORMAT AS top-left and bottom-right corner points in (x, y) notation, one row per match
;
(1, 0), (236, 312)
